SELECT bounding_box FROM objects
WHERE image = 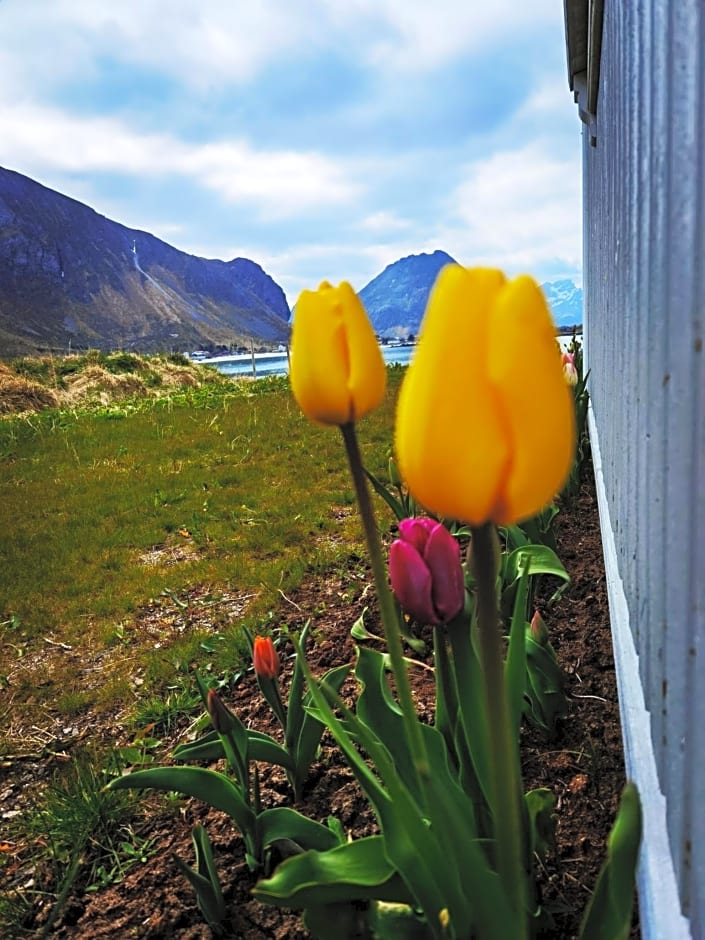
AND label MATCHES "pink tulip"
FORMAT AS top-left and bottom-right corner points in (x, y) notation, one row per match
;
(389, 518), (464, 626)
(561, 351), (579, 386)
